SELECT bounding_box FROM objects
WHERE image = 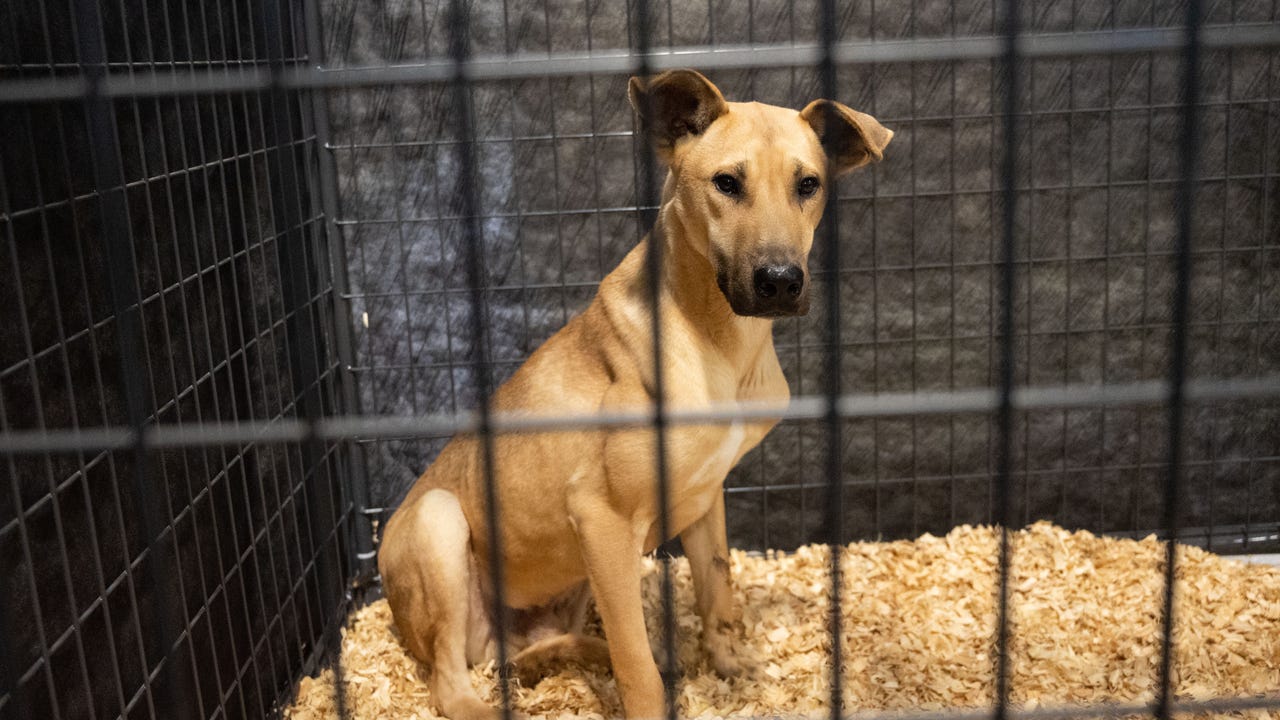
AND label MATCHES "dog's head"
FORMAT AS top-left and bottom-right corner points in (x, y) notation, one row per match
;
(629, 69), (892, 318)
